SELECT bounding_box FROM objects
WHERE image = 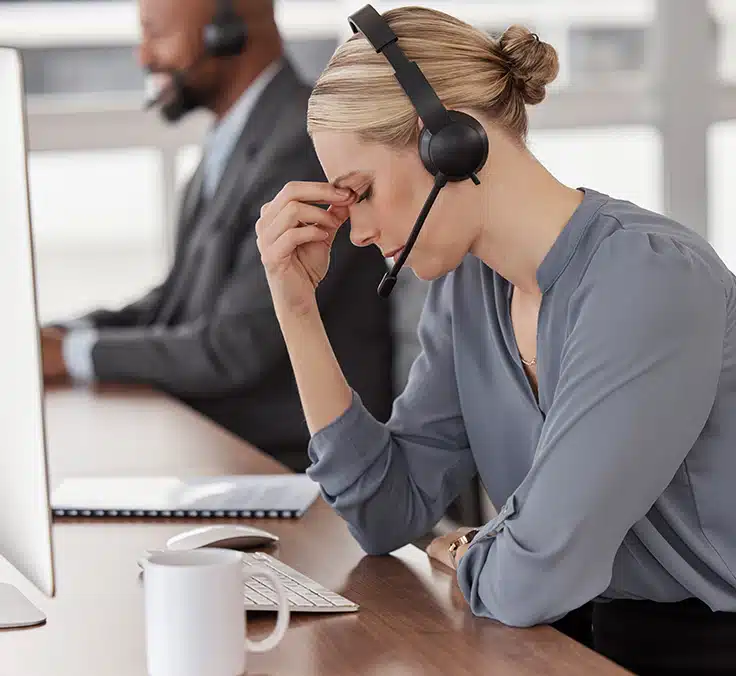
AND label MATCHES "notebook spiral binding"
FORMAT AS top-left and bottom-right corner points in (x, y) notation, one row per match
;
(52, 509), (297, 519)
